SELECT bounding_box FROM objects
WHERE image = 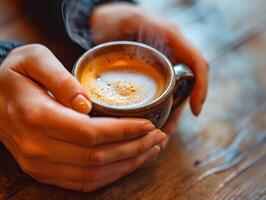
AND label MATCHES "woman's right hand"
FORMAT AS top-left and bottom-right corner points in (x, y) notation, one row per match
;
(0, 44), (166, 192)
